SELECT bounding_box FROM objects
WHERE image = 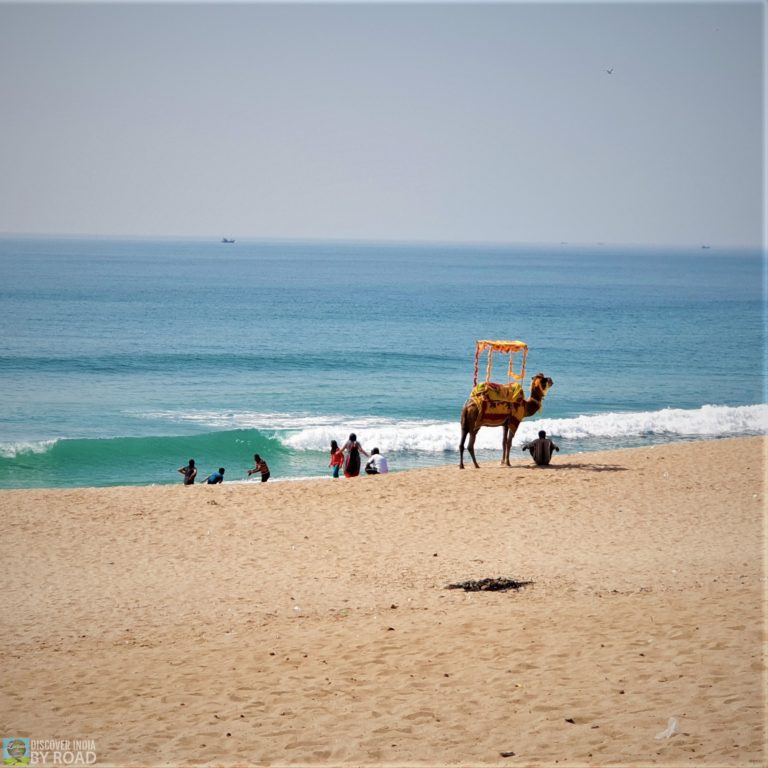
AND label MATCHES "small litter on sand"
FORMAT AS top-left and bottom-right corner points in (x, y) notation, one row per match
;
(655, 717), (680, 739)
(446, 578), (533, 592)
